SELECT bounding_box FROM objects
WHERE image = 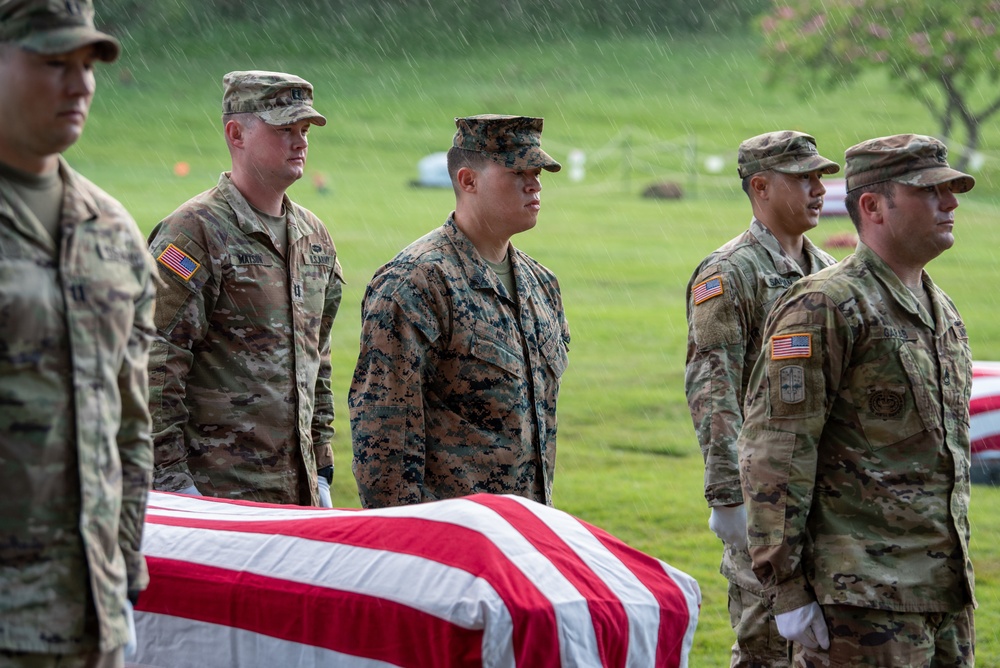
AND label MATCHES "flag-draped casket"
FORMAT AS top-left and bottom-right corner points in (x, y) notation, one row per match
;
(134, 492), (701, 667)
(972, 362), (1000, 455)
(972, 362), (1000, 483)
